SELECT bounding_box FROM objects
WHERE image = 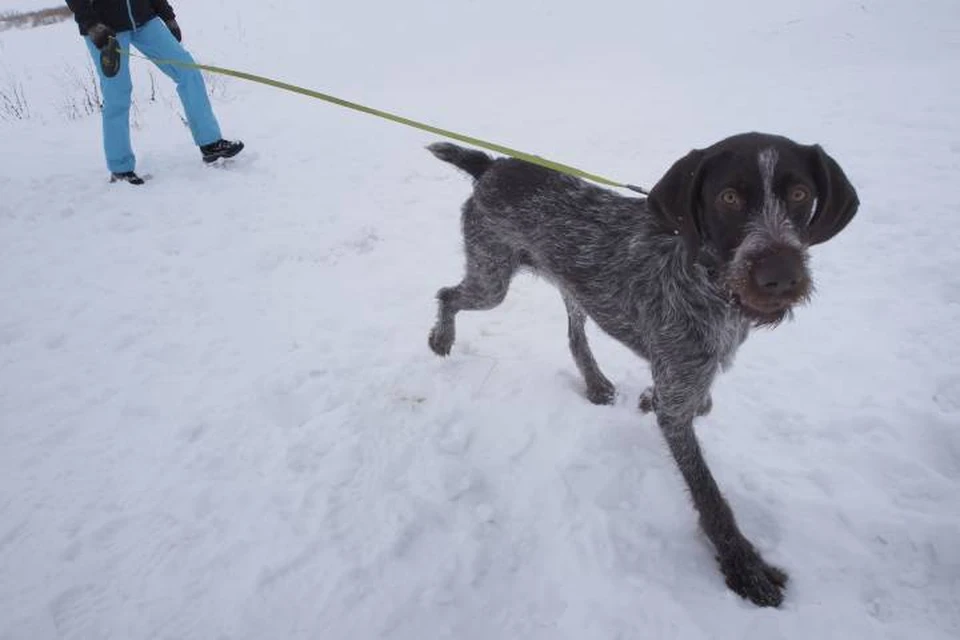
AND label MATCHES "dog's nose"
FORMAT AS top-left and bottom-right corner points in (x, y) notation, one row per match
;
(751, 253), (804, 297)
